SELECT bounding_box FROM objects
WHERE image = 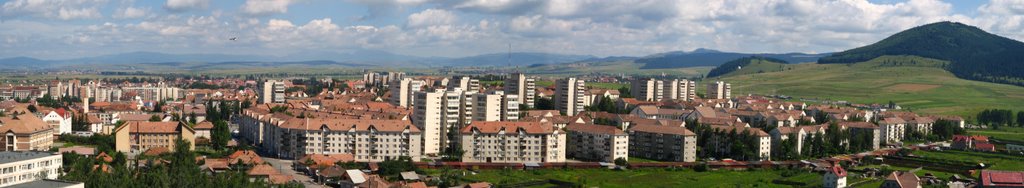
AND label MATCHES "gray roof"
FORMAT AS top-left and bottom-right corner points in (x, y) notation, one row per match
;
(8, 179), (84, 188)
(0, 151), (59, 164)
(400, 171), (419, 180)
